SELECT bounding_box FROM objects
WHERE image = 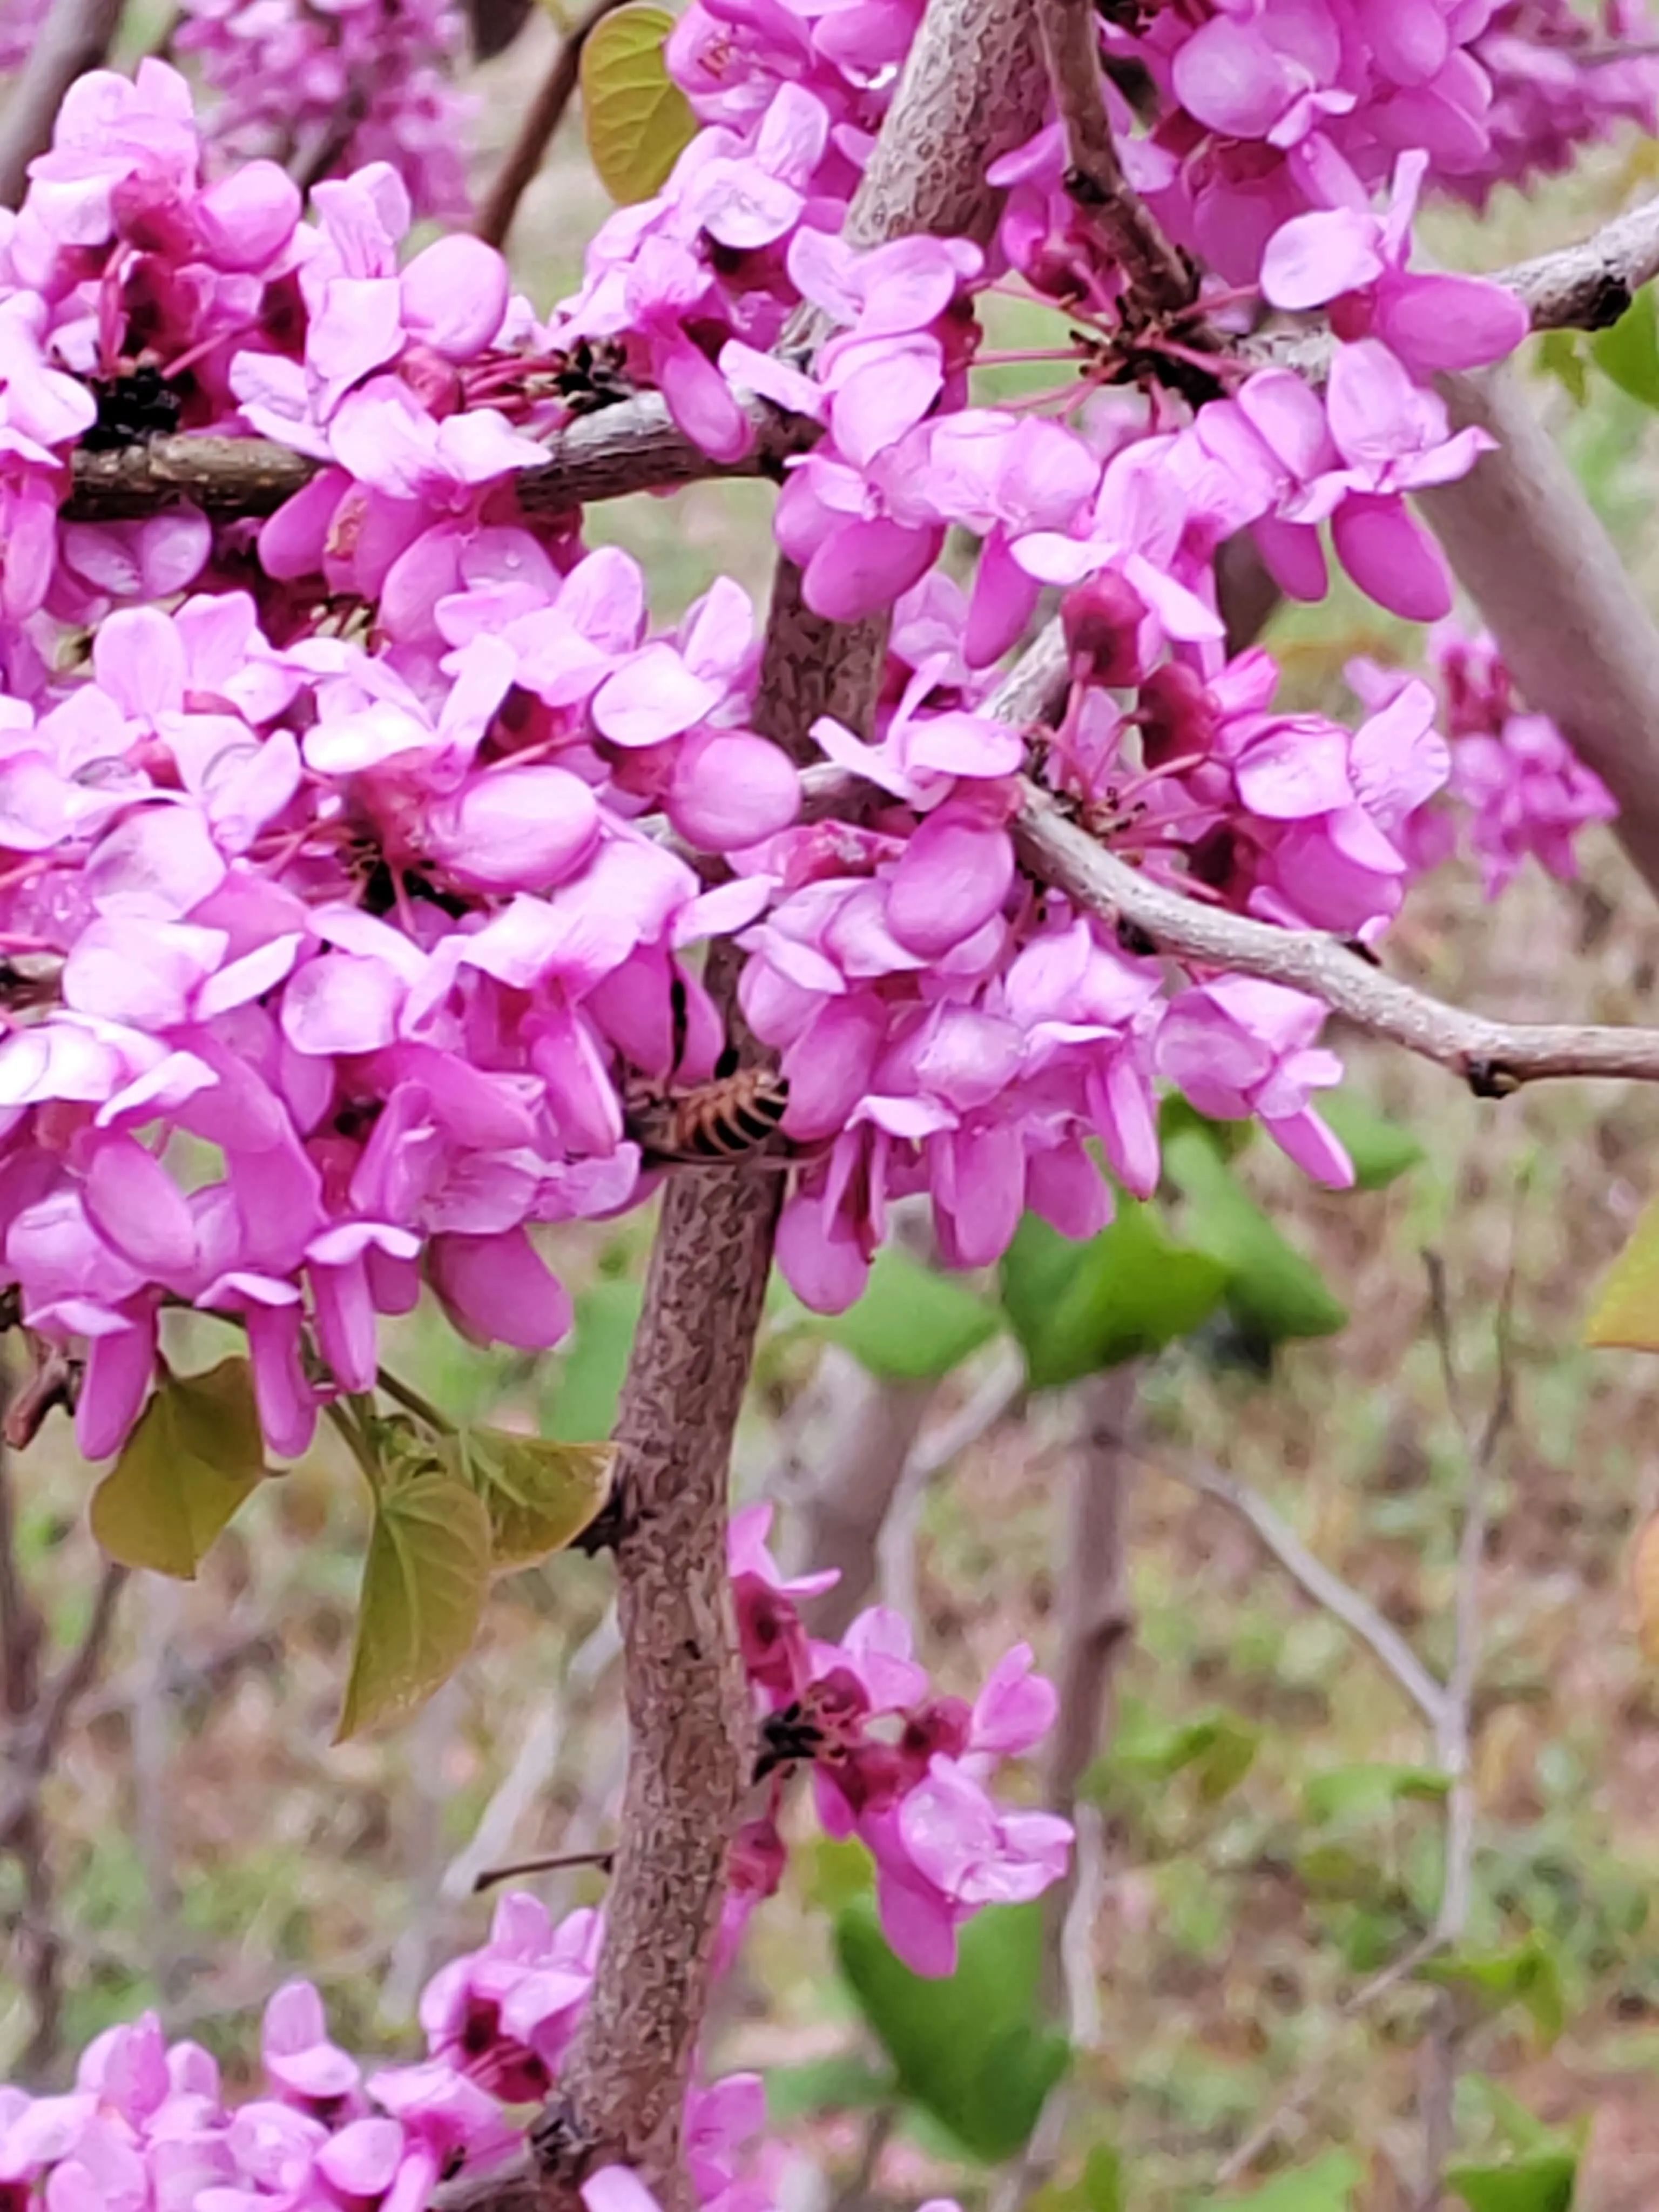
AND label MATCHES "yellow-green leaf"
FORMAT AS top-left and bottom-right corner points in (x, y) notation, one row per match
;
(580, 4), (697, 204)
(336, 1474), (491, 1740)
(90, 1358), (268, 1578)
(1584, 1194), (1659, 1350)
(459, 1427), (617, 1568)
